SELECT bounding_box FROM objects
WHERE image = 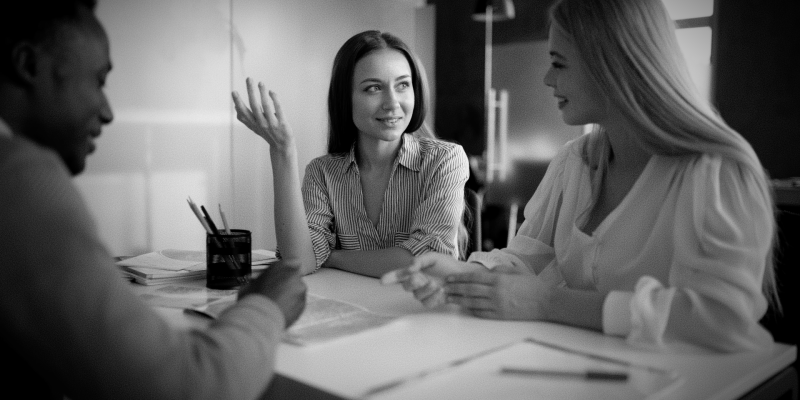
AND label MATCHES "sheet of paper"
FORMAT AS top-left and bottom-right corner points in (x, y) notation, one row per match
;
(136, 284), (238, 309)
(366, 338), (683, 400)
(117, 249), (278, 272)
(284, 294), (397, 346)
(184, 293), (397, 346)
